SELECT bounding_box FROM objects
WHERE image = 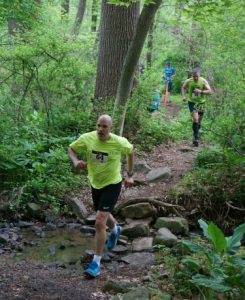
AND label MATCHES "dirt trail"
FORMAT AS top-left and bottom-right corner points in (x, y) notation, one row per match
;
(0, 103), (202, 300)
